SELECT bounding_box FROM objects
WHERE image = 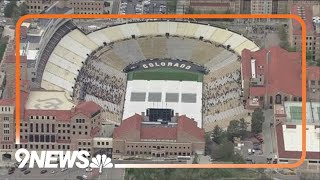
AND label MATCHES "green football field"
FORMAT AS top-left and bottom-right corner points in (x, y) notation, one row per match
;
(127, 68), (203, 82)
